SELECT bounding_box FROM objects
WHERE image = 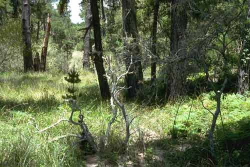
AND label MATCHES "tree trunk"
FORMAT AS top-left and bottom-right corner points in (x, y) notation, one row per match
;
(101, 0), (106, 21)
(122, 0), (143, 98)
(238, 0), (250, 94)
(83, 0), (92, 69)
(40, 13), (51, 72)
(34, 52), (40, 72)
(151, 0), (160, 83)
(90, 0), (111, 99)
(43, 15), (46, 31)
(11, 0), (19, 18)
(22, 0), (33, 72)
(168, 0), (188, 100)
(36, 21), (40, 42)
(208, 78), (227, 162)
(101, 0), (106, 36)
